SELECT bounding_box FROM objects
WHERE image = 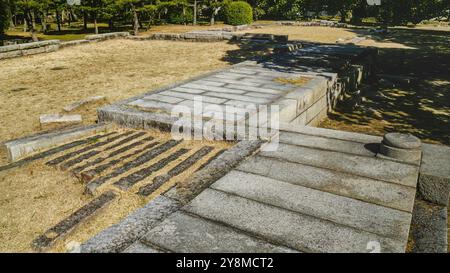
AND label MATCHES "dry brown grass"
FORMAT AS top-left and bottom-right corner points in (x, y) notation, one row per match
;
(0, 39), (239, 144)
(0, 127), (232, 253)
